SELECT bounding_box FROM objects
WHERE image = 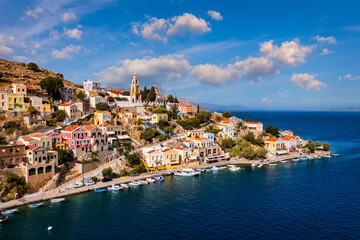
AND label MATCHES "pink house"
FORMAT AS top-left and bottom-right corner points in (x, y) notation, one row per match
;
(61, 125), (91, 149)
